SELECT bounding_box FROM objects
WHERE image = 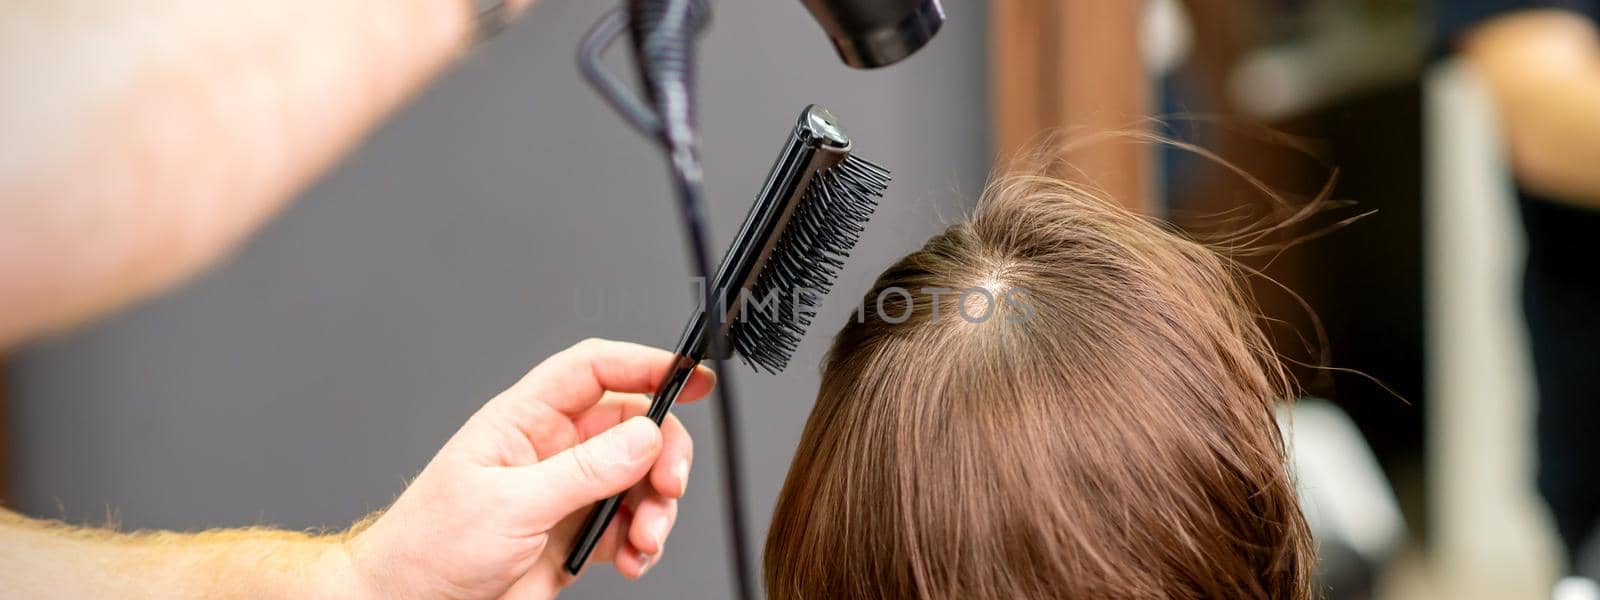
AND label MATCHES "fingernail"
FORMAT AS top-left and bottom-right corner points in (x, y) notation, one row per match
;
(673, 458), (690, 496)
(652, 513), (670, 550)
(638, 549), (656, 575)
(613, 417), (660, 461)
